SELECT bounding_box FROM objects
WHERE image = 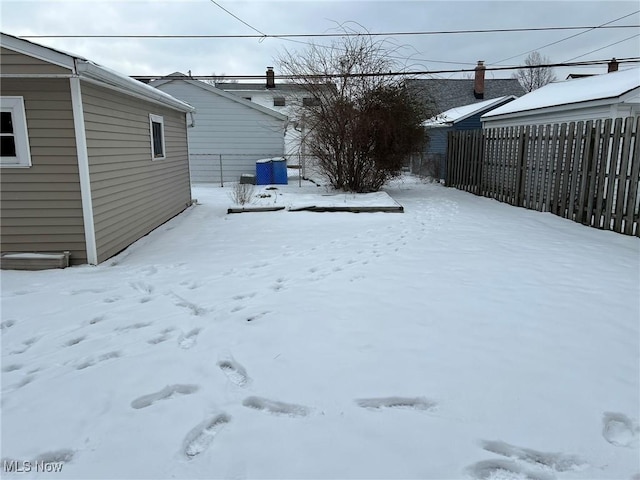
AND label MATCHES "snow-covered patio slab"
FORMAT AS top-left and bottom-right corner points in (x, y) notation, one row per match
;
(228, 183), (404, 213)
(1, 176), (638, 479)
